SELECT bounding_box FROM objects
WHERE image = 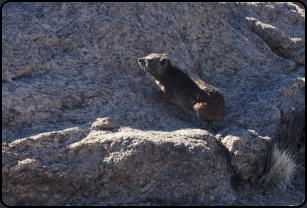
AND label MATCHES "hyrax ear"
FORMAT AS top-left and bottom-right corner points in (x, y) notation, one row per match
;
(162, 53), (169, 57)
(160, 57), (169, 67)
